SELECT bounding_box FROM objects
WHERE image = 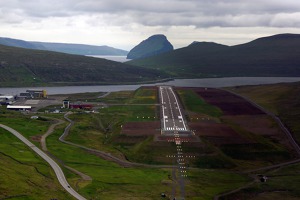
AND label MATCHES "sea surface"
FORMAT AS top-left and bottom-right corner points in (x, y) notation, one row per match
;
(86, 55), (130, 62)
(1, 77), (300, 95)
